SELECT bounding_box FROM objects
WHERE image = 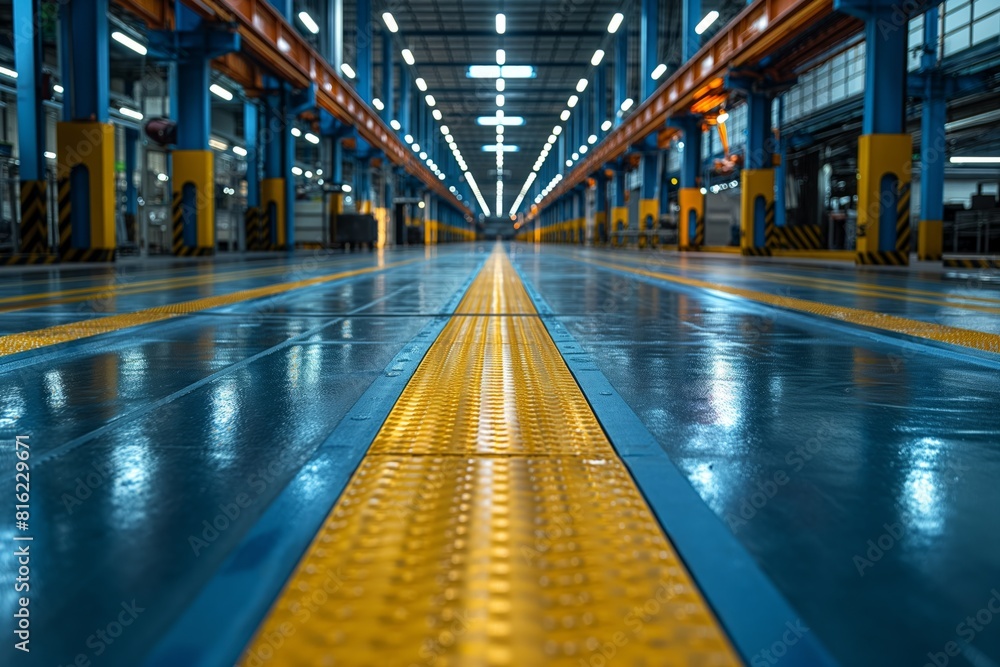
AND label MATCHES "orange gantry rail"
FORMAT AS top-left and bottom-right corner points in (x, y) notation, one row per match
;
(536, 0), (835, 213)
(113, 0), (465, 211)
